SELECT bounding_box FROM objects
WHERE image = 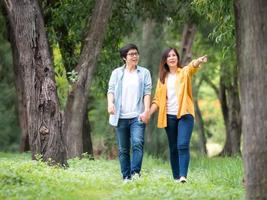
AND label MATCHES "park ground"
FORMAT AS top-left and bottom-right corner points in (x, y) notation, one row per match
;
(0, 152), (244, 200)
